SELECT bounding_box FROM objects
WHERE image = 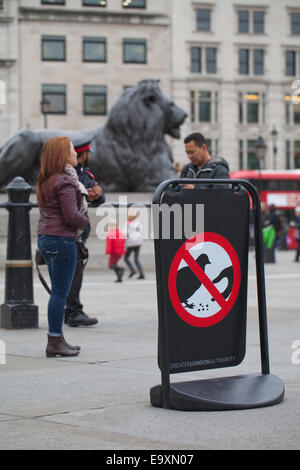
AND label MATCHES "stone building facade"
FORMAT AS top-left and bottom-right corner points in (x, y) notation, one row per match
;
(170, 0), (300, 170)
(0, 0), (19, 144)
(1, 0), (300, 172)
